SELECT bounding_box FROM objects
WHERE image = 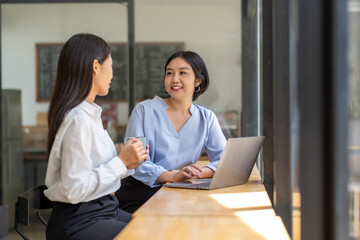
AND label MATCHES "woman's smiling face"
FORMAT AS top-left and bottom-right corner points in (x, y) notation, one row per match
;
(164, 57), (201, 101)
